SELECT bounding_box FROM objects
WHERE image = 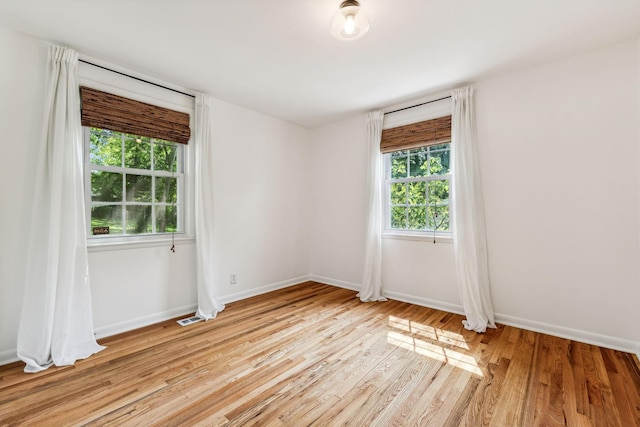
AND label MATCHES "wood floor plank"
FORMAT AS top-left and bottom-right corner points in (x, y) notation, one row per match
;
(1, 282), (639, 426)
(489, 328), (537, 426)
